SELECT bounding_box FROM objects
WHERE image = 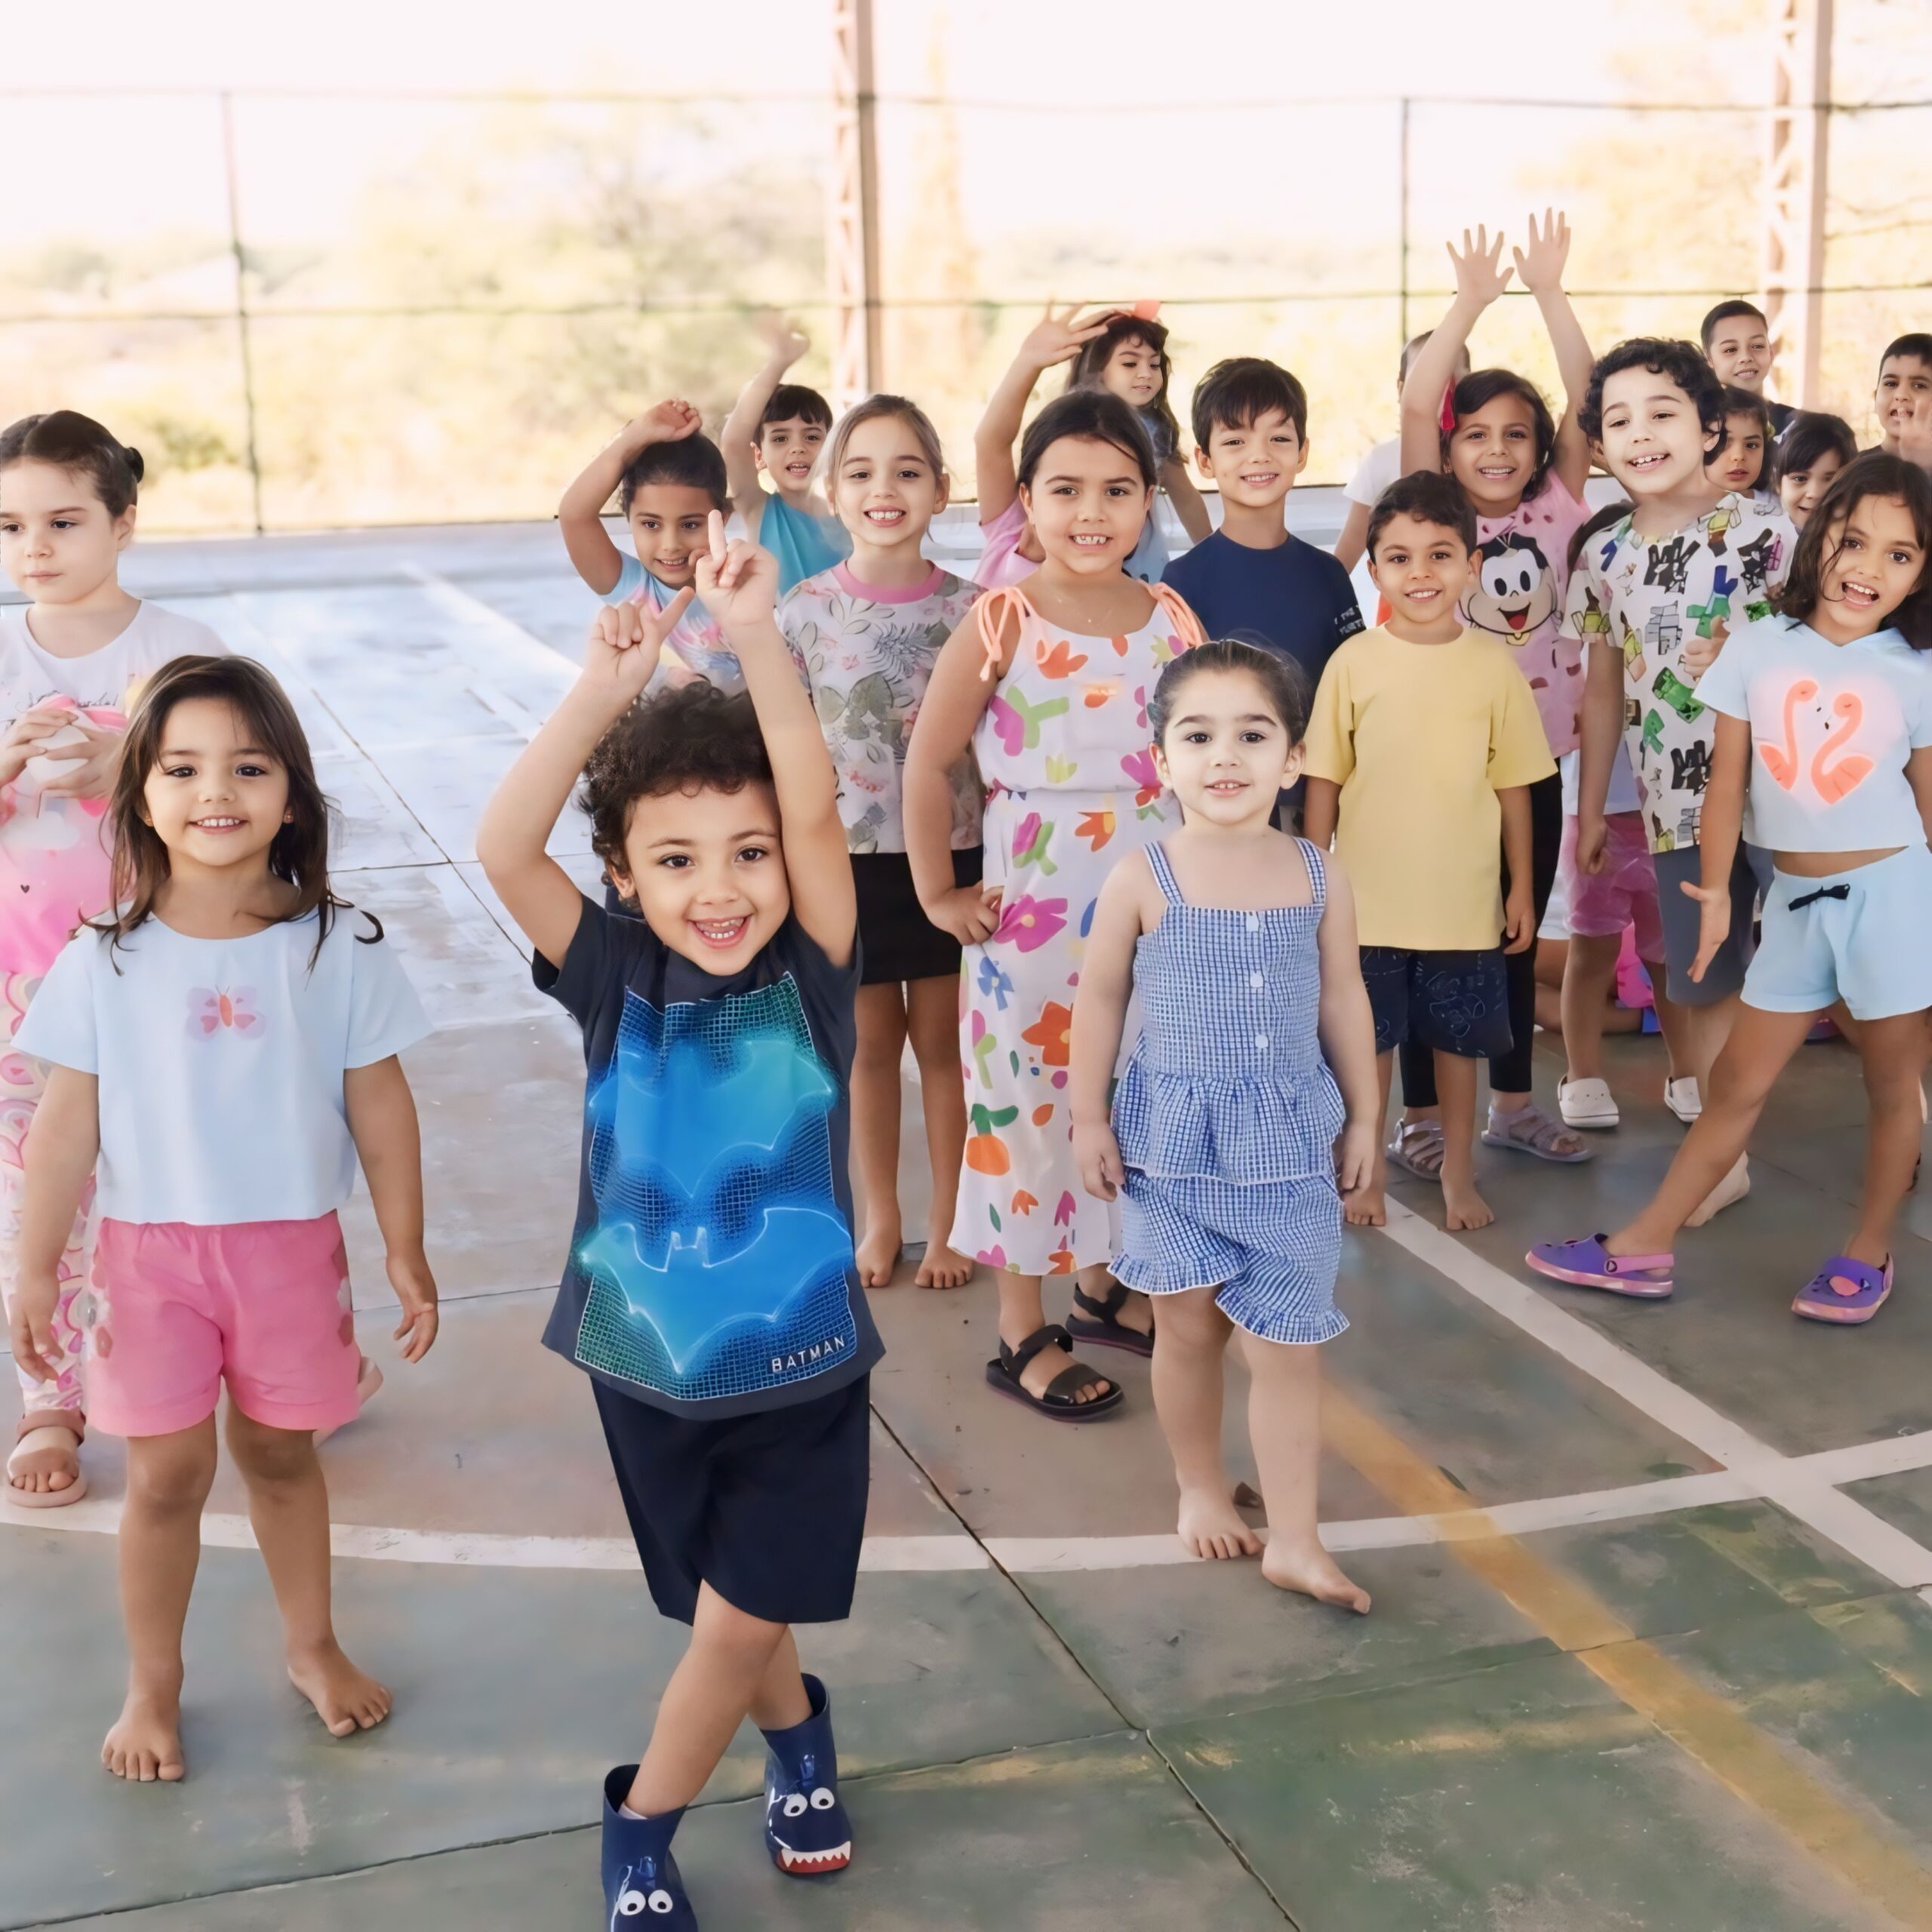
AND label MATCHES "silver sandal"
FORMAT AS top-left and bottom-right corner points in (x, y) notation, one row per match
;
(1386, 1118), (1445, 1182)
(1481, 1102), (1592, 1164)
